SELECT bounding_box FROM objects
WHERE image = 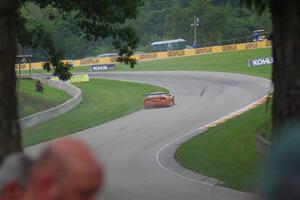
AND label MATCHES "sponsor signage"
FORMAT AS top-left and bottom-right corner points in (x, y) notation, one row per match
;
(80, 58), (100, 66)
(14, 41), (273, 69)
(90, 64), (116, 71)
(110, 56), (118, 63)
(222, 44), (237, 52)
(245, 42), (258, 49)
(51, 75), (90, 83)
(248, 57), (273, 67)
(167, 50), (185, 57)
(139, 53), (157, 60)
(195, 47), (212, 55)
